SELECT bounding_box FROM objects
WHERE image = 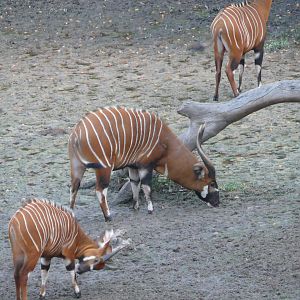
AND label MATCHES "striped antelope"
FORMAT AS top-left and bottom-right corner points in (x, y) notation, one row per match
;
(68, 106), (219, 221)
(211, 0), (273, 100)
(8, 198), (129, 300)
